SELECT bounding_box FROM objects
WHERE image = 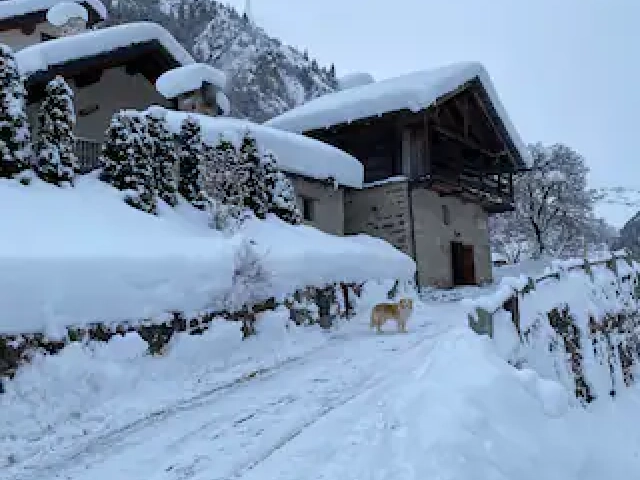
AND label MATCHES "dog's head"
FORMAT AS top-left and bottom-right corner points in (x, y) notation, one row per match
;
(398, 298), (414, 312)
